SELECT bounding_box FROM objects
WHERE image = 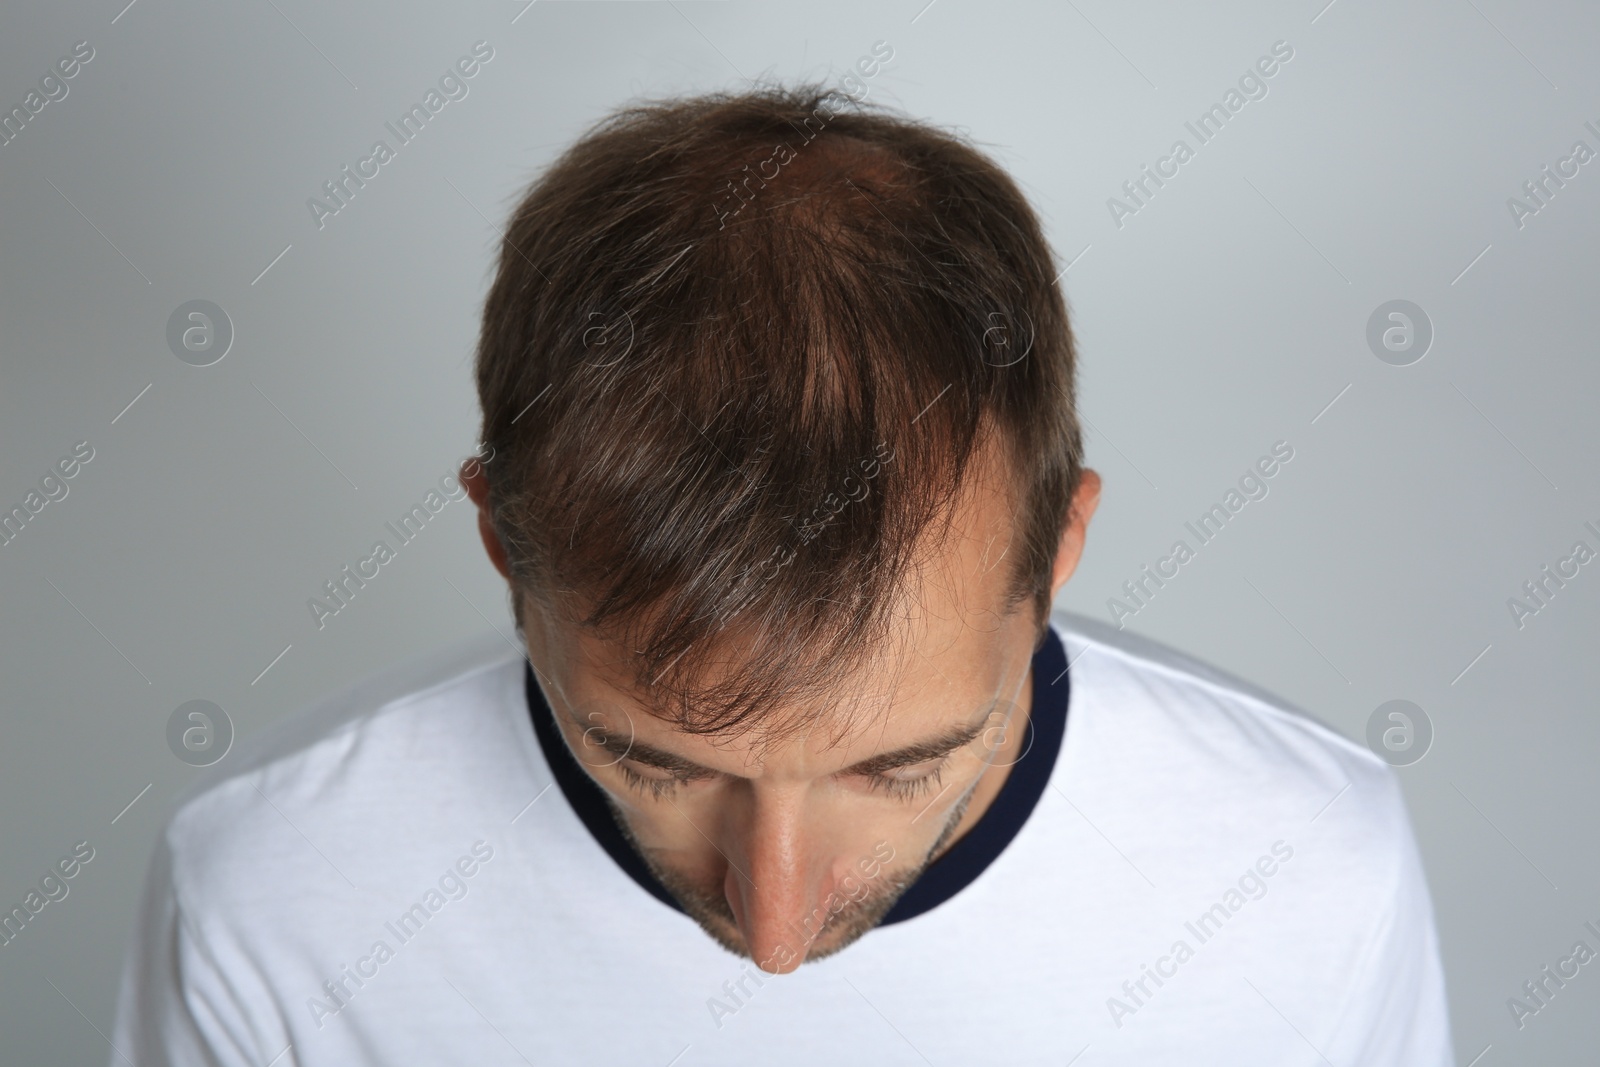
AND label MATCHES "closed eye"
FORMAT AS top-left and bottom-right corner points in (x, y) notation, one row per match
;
(861, 757), (949, 802)
(615, 759), (716, 799)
